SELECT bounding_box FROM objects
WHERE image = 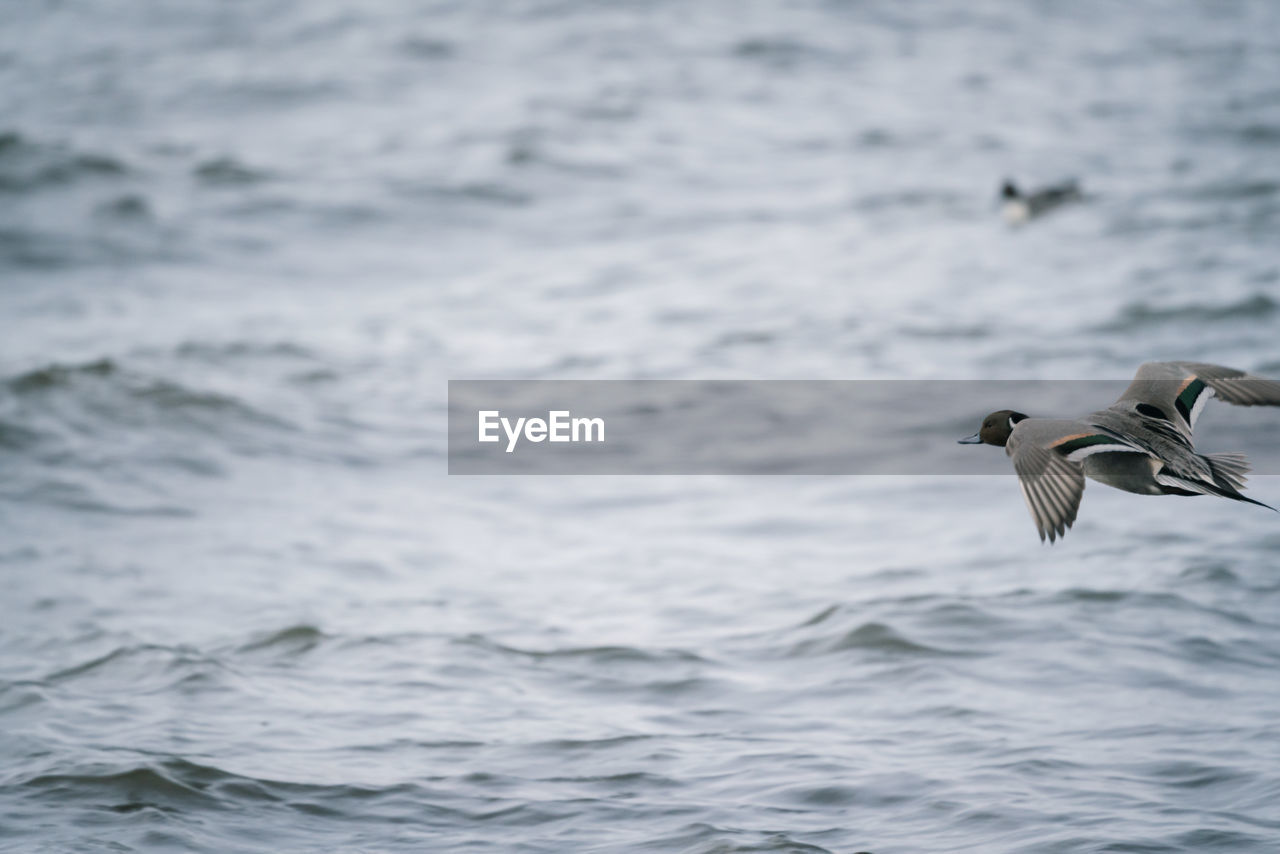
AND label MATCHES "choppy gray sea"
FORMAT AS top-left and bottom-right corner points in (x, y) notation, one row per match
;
(3, 2), (1280, 852)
